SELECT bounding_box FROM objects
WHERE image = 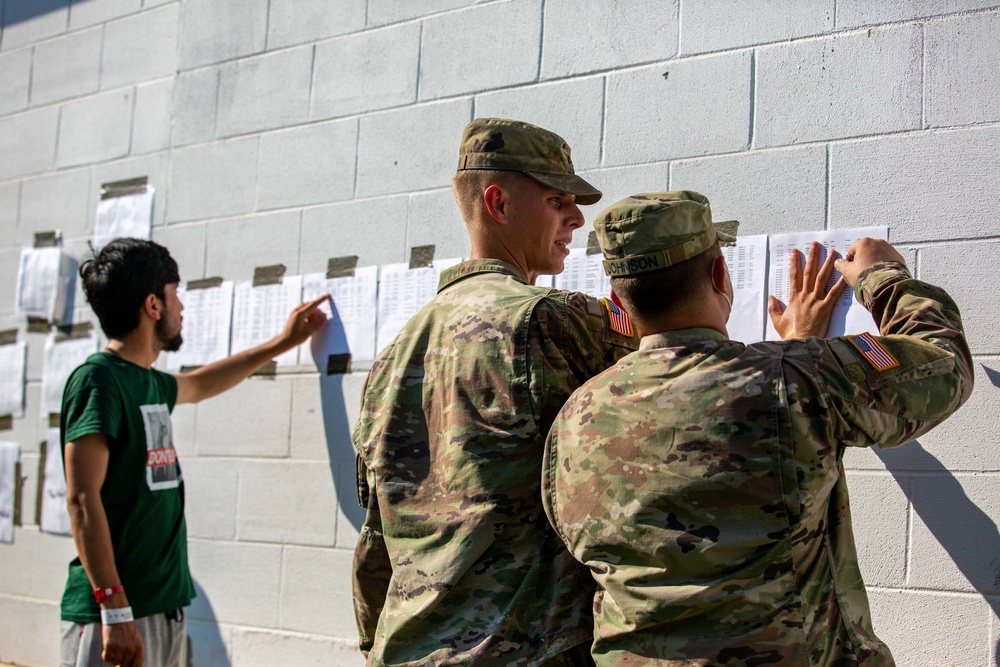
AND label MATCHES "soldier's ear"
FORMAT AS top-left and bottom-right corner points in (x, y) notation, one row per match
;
(483, 184), (508, 225)
(711, 256), (729, 294)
